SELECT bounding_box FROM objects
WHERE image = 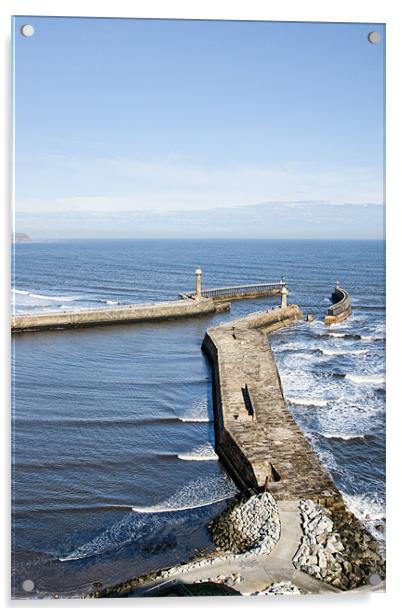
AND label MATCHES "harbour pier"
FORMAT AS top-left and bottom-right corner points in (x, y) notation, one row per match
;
(202, 305), (343, 507)
(324, 280), (352, 325)
(12, 269), (285, 334)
